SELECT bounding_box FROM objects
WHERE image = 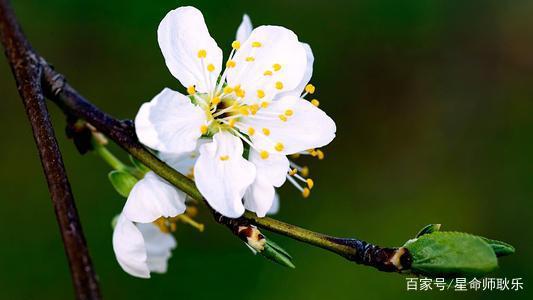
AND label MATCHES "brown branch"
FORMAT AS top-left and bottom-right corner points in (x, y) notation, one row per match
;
(0, 1), (101, 299)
